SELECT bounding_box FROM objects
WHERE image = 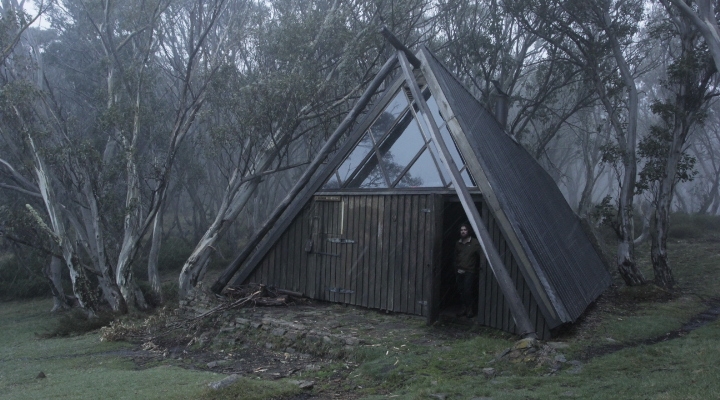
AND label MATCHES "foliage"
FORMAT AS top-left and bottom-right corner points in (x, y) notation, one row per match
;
(43, 308), (115, 337)
(0, 253), (48, 301)
(636, 125), (697, 193)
